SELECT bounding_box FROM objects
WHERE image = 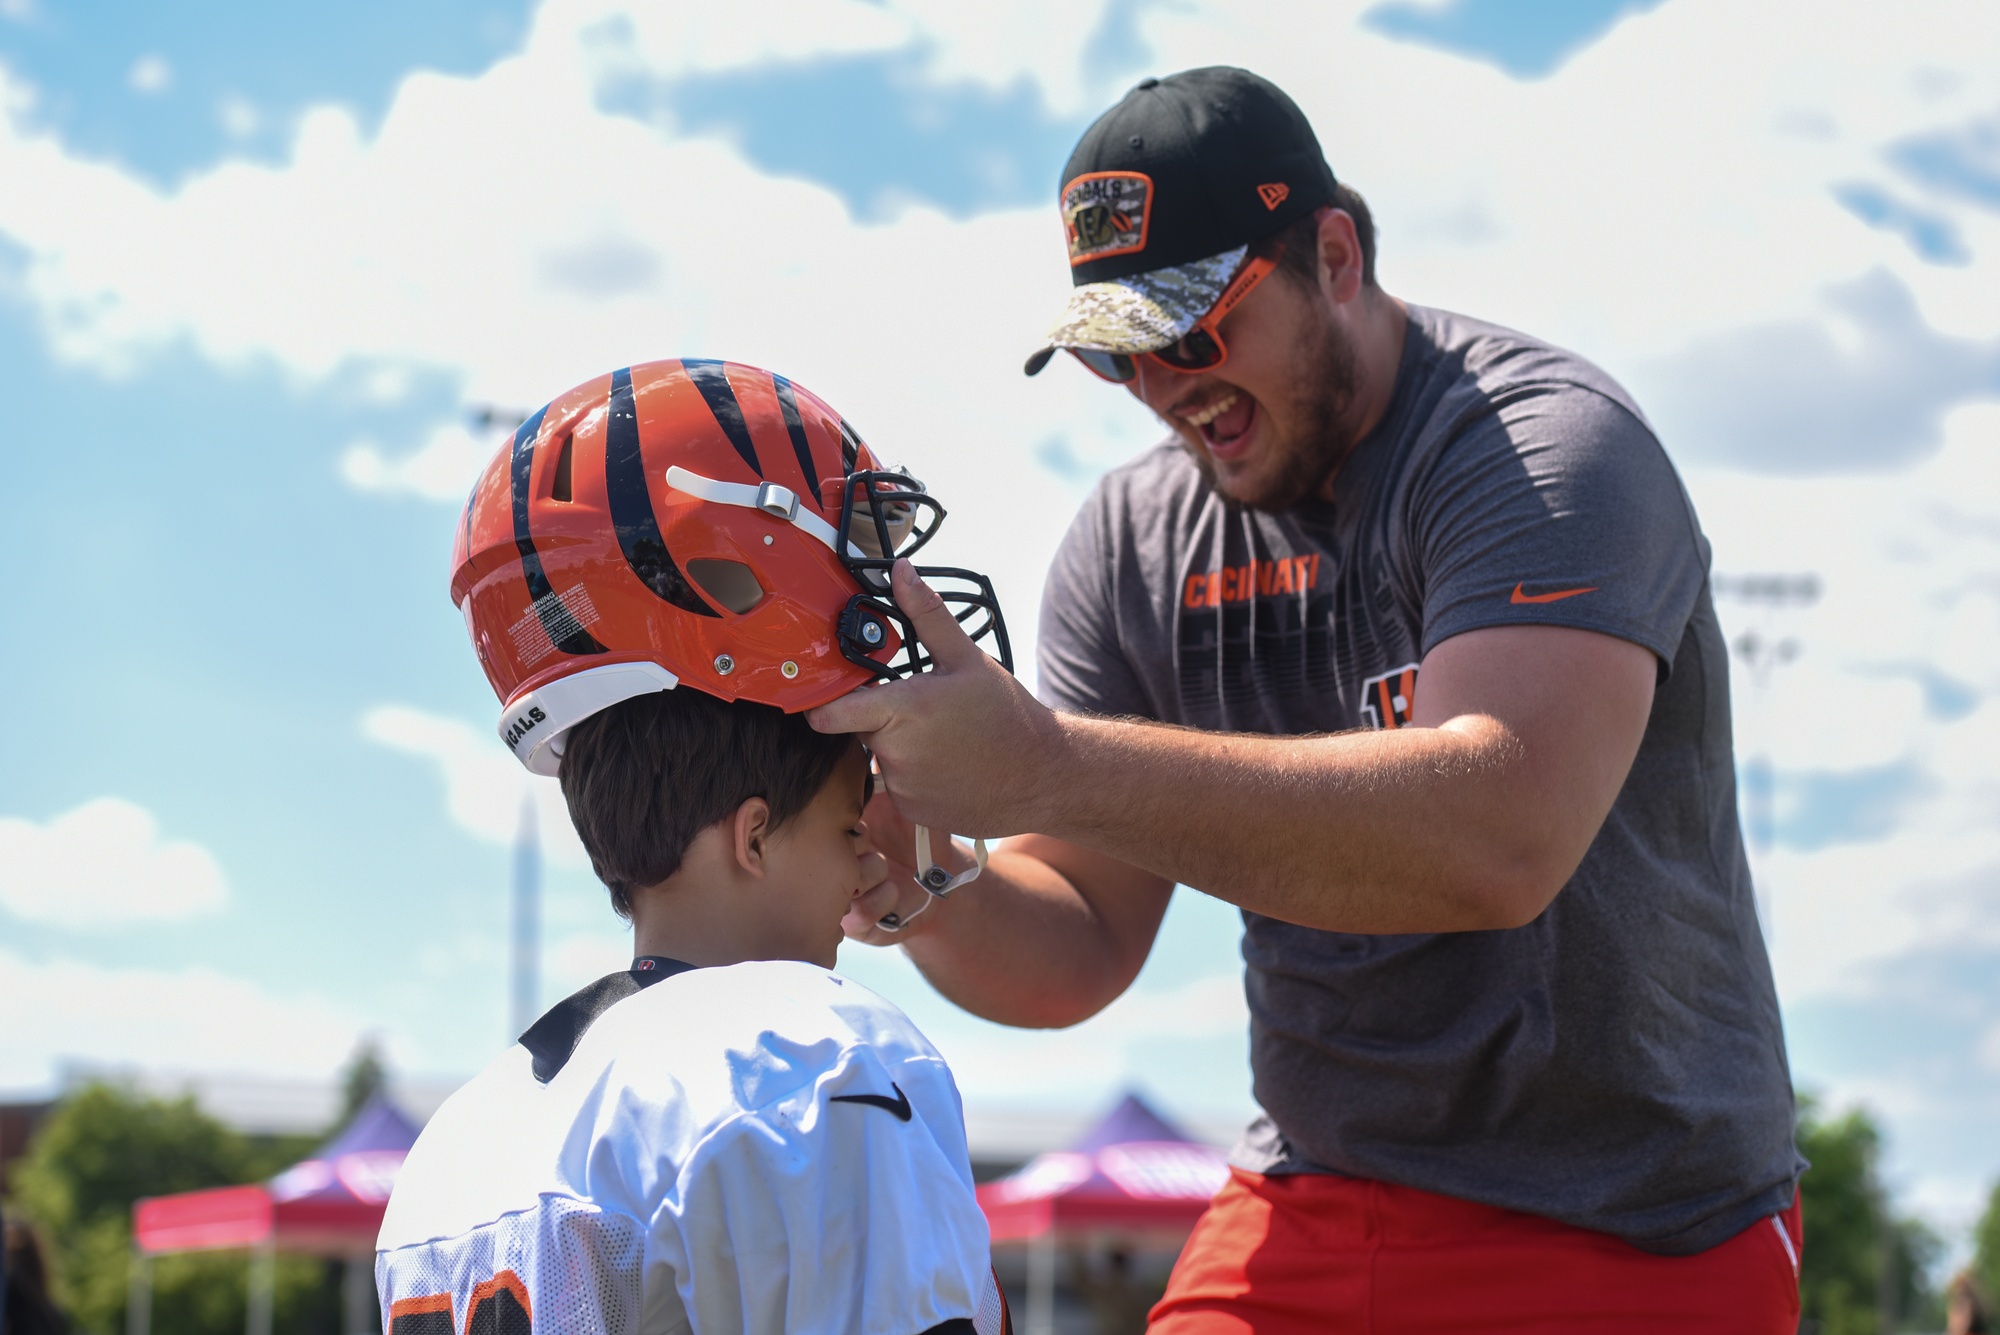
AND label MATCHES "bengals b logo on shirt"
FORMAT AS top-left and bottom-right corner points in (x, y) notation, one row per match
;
(1359, 663), (1419, 729)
